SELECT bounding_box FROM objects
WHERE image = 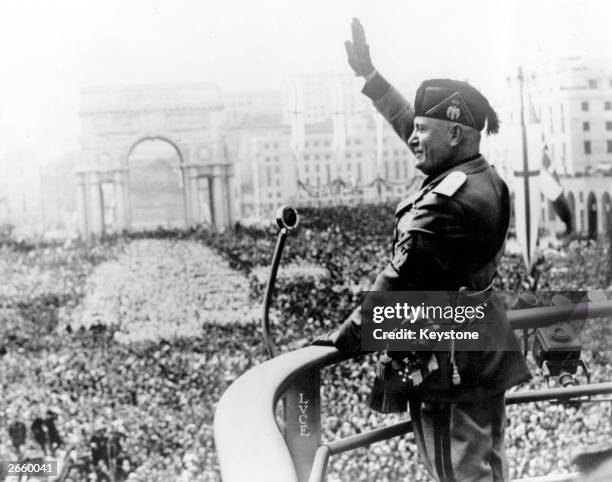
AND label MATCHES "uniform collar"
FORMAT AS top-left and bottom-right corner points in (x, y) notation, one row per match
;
(395, 154), (489, 216)
(420, 154), (487, 188)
